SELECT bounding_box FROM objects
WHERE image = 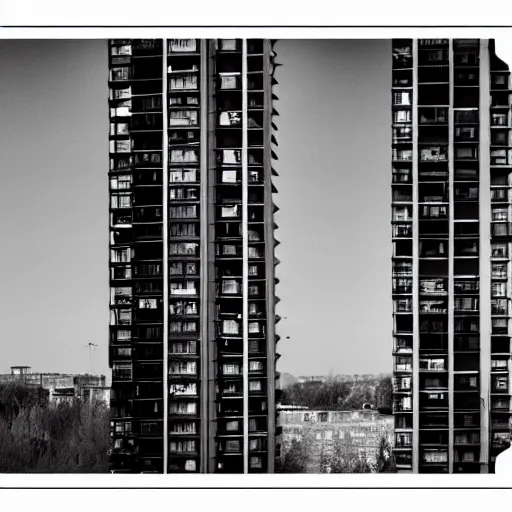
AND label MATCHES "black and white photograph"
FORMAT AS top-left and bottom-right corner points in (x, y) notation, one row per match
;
(1, 11), (512, 497)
